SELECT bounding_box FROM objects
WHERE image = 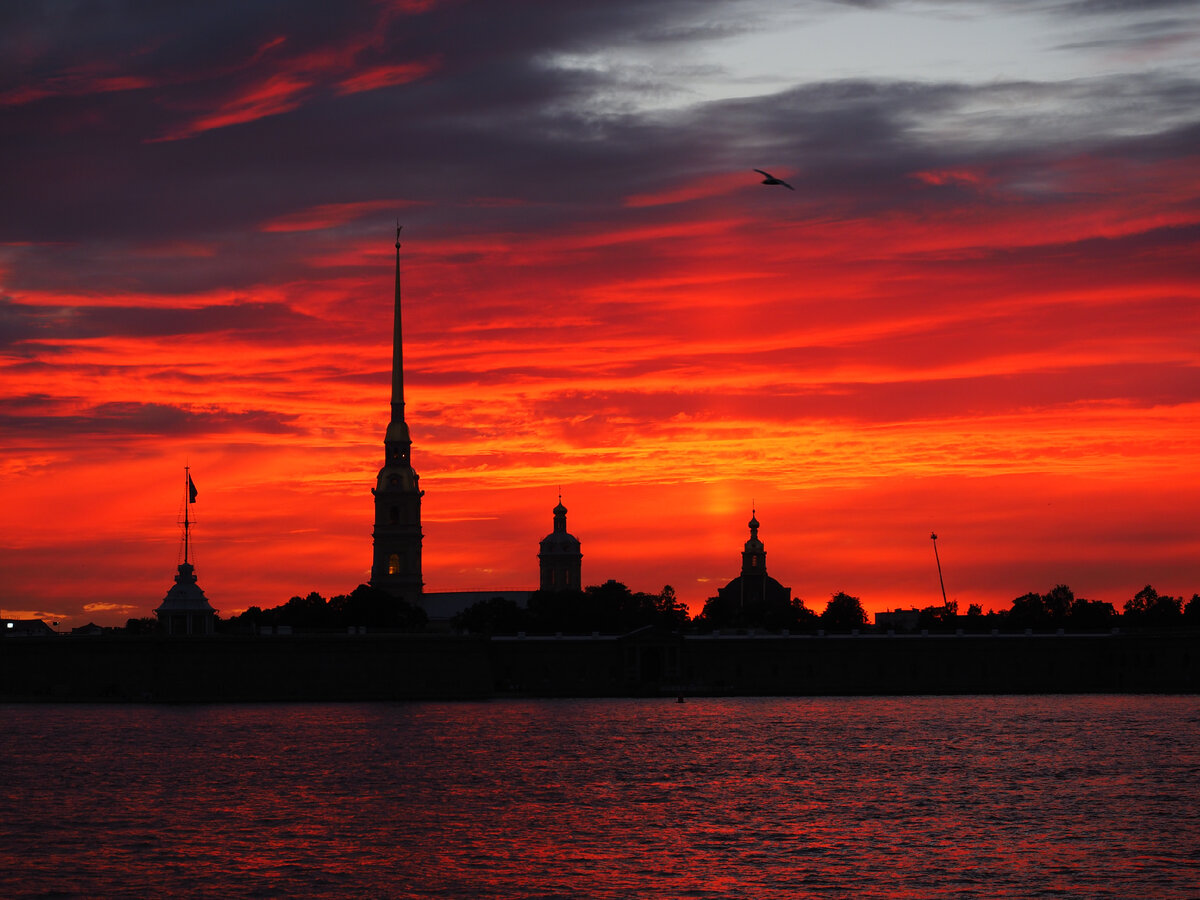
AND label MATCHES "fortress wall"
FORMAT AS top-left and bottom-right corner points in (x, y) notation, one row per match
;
(675, 633), (1198, 695)
(0, 635), (493, 702)
(1, 631), (1195, 701)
